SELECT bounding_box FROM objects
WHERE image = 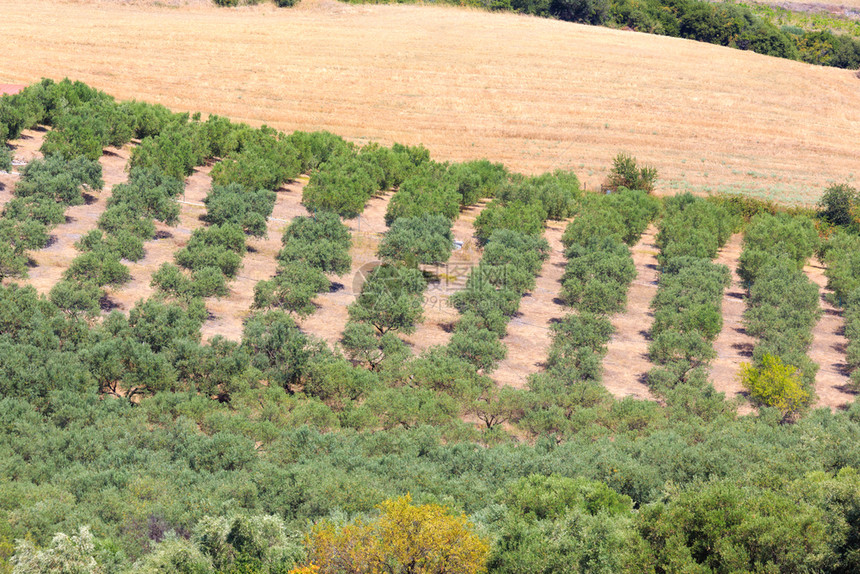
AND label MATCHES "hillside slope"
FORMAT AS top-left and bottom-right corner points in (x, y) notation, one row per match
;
(2, 0), (859, 202)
